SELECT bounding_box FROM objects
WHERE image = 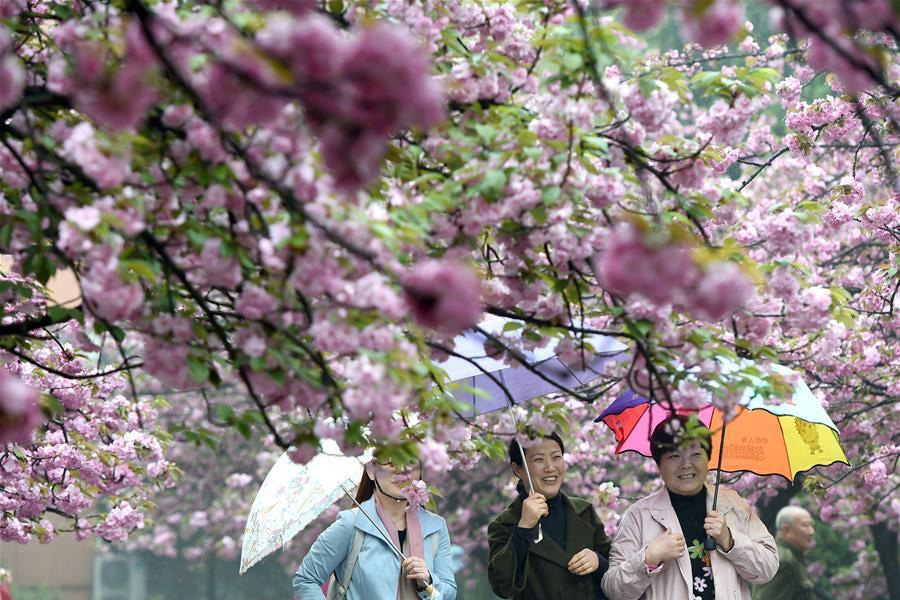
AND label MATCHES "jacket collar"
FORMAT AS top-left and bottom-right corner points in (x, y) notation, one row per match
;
(352, 497), (444, 545)
(643, 483), (735, 517)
